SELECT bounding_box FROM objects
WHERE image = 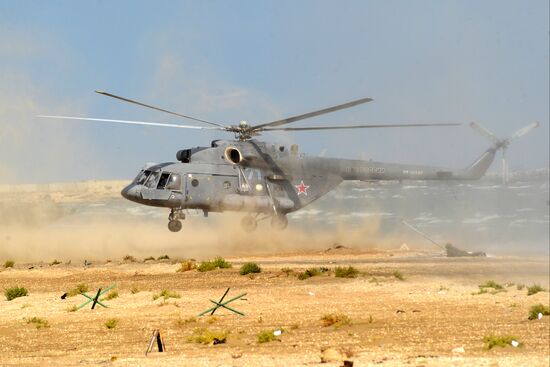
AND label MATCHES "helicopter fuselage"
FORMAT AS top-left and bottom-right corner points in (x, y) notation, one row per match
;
(121, 139), (496, 228)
